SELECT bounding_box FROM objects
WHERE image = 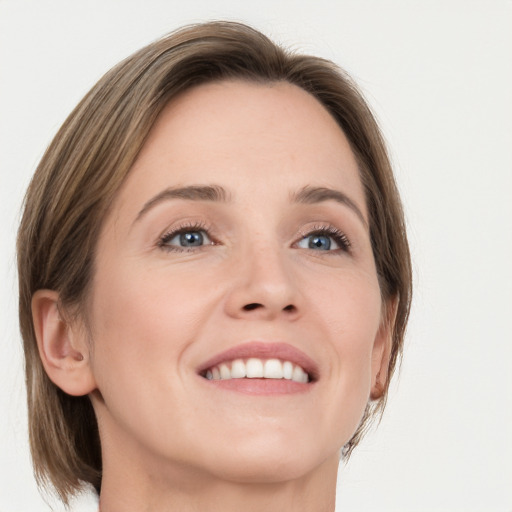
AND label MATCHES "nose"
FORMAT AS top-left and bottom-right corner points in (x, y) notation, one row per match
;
(223, 244), (301, 321)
